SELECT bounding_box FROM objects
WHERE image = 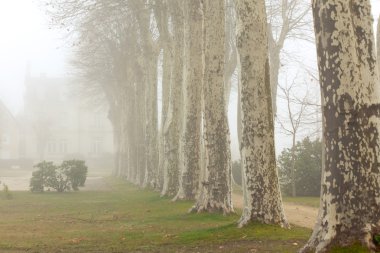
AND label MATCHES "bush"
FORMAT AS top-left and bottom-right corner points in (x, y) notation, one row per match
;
(30, 160), (88, 193)
(278, 137), (322, 197)
(62, 160), (87, 191)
